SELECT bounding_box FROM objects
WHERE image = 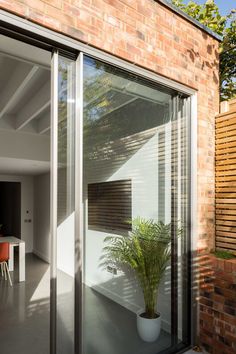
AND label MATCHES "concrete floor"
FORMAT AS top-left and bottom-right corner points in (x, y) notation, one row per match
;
(0, 253), (189, 354)
(0, 253), (50, 354)
(83, 286), (173, 354)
